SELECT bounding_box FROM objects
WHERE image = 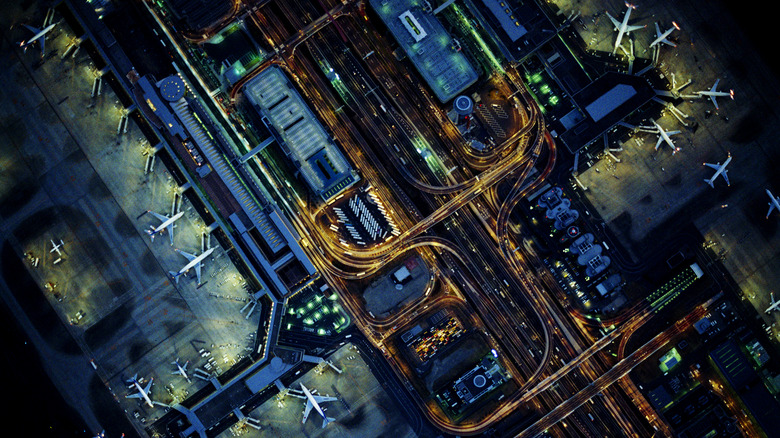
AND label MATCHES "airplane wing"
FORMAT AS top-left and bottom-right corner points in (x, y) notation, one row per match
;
(768, 203), (777, 218)
(709, 95), (719, 110)
(667, 130), (681, 136)
(22, 24), (41, 34)
(148, 211), (170, 222)
(195, 262), (203, 285)
(302, 399), (313, 423)
(143, 380), (153, 394)
(176, 249), (197, 262)
(606, 12), (621, 29)
(312, 395), (338, 403)
(703, 163), (720, 170)
(721, 170), (730, 186)
(626, 24), (644, 32)
(654, 22), (661, 38)
(654, 136), (663, 151)
(39, 34), (45, 56)
(126, 392), (142, 399)
(711, 79), (720, 92)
